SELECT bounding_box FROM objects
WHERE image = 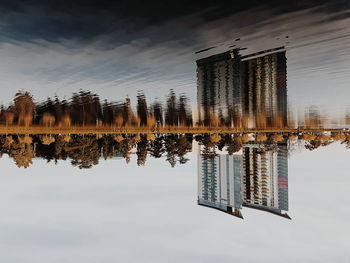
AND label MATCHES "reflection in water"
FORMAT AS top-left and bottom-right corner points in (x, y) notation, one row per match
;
(0, 90), (192, 129)
(197, 47), (287, 128)
(0, 47), (346, 135)
(0, 45), (349, 224)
